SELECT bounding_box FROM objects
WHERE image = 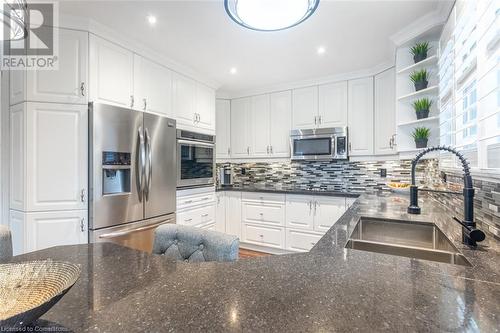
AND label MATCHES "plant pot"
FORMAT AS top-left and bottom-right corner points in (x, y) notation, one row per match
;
(414, 79), (428, 91)
(413, 52), (427, 63)
(416, 109), (430, 119)
(414, 138), (428, 148)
